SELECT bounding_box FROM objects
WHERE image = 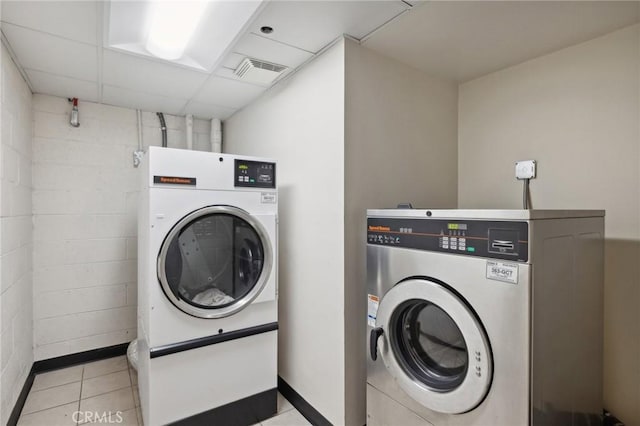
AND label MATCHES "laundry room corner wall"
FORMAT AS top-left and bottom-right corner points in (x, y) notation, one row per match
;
(0, 41), (34, 424)
(457, 24), (640, 425)
(343, 39), (458, 426)
(224, 40), (347, 424)
(31, 94), (211, 361)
